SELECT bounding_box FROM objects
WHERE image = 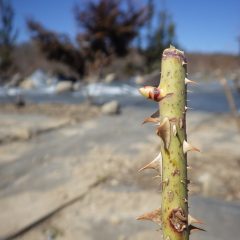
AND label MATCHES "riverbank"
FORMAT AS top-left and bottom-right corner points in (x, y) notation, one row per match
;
(0, 103), (239, 240)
